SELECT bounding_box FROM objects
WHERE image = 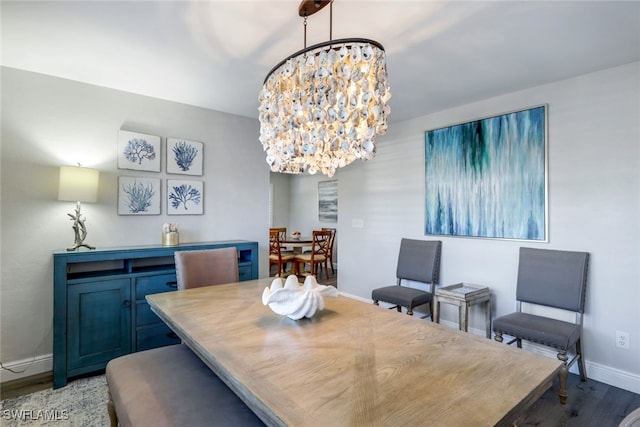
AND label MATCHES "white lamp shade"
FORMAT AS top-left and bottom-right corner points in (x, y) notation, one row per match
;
(58, 166), (99, 203)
